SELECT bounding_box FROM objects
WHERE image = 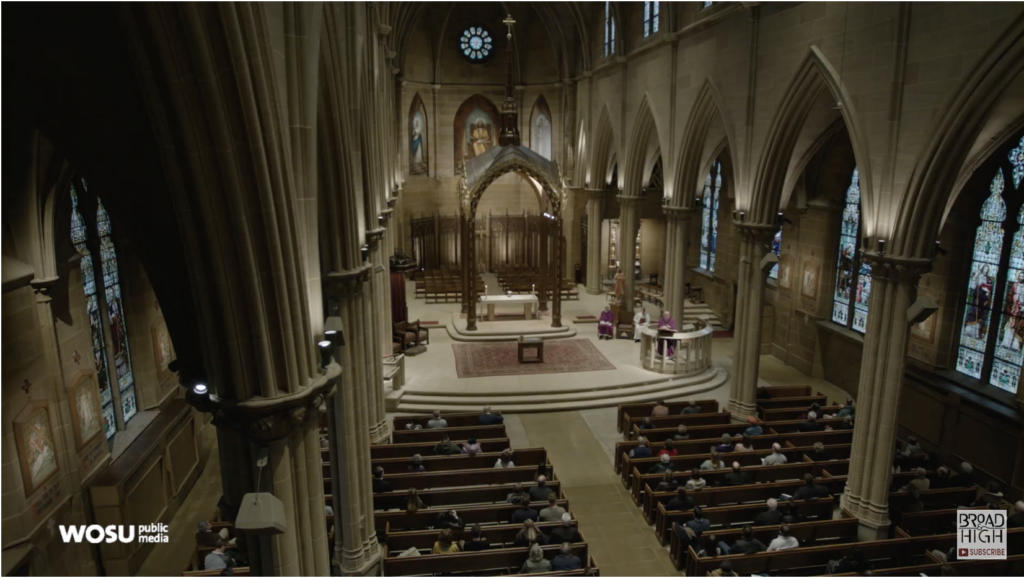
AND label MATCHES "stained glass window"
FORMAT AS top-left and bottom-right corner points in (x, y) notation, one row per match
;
(768, 227), (782, 280)
(699, 161), (722, 273)
(1011, 136), (1024, 191)
(459, 27), (493, 61)
(643, 2), (660, 37)
(990, 204), (1024, 393)
(96, 199), (137, 424)
(830, 168), (873, 333)
(604, 2), (616, 57)
(71, 183), (117, 439)
(703, 1), (714, 7)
